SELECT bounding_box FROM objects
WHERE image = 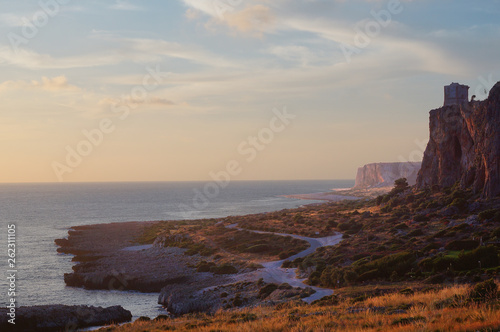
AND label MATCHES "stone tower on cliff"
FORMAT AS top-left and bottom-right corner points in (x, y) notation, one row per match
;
(417, 81), (500, 198)
(444, 82), (469, 106)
